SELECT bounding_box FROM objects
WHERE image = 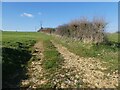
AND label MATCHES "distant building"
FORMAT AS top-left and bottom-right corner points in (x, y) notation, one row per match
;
(37, 27), (55, 34)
